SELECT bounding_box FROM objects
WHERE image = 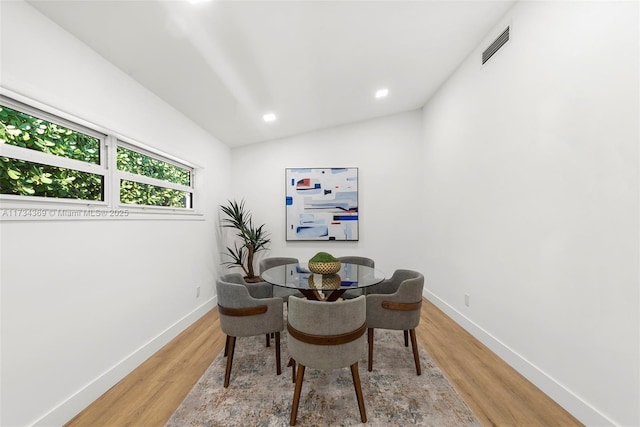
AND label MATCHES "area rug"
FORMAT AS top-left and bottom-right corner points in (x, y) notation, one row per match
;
(166, 328), (481, 426)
